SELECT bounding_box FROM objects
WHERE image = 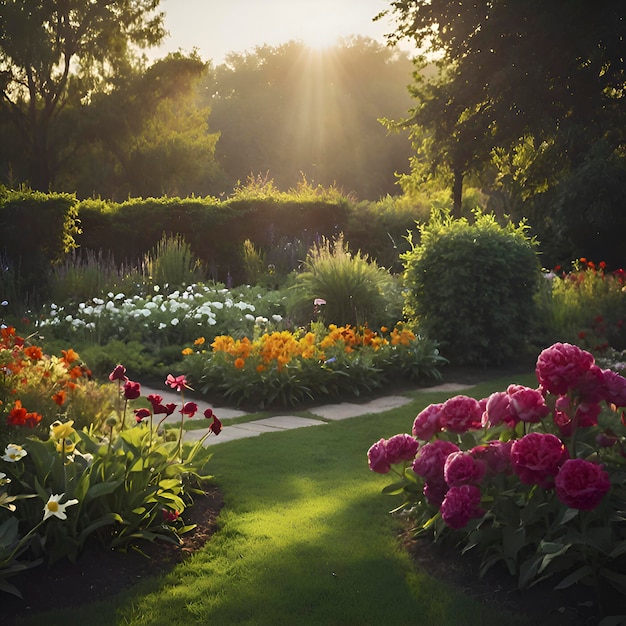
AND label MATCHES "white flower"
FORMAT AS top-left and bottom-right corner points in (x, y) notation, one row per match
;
(272, 314), (283, 323)
(245, 314), (255, 321)
(0, 471), (10, 484)
(171, 318), (179, 325)
(2, 444), (27, 462)
(43, 493), (79, 521)
(255, 316), (268, 324)
(158, 322), (167, 329)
